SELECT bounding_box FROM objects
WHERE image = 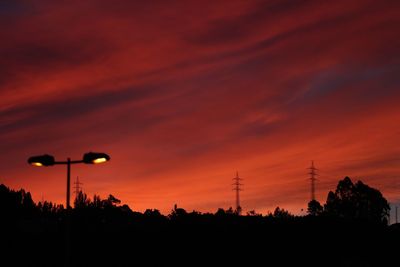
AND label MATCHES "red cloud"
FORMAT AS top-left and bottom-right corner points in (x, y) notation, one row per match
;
(1, 0), (399, 214)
